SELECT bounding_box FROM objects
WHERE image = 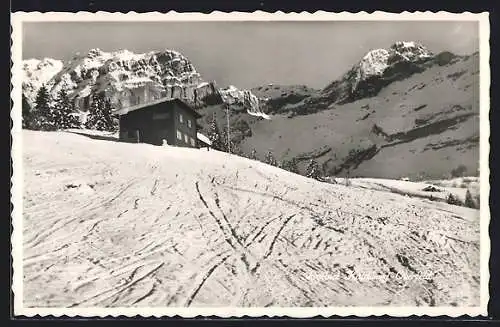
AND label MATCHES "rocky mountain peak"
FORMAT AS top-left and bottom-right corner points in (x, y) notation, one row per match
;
(320, 41), (436, 104)
(389, 41), (433, 61)
(22, 48), (266, 120)
(87, 48), (104, 58)
(353, 41), (433, 87)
